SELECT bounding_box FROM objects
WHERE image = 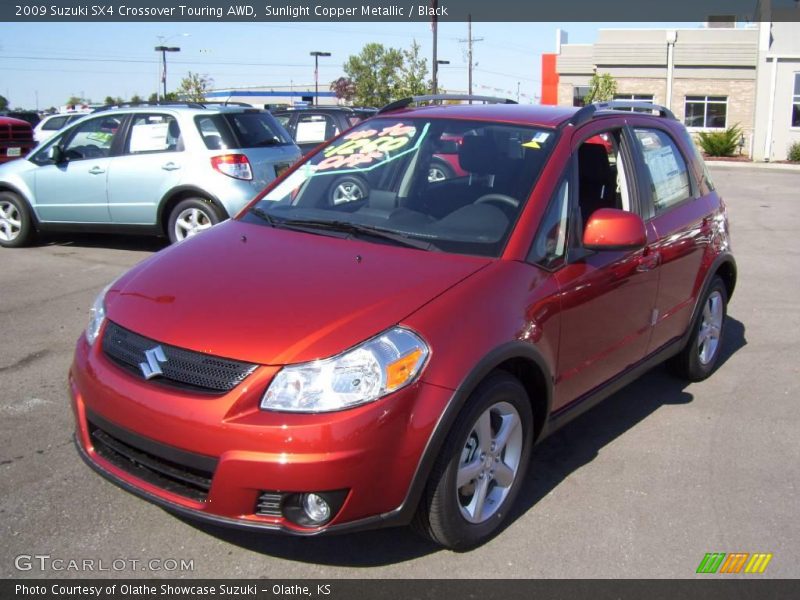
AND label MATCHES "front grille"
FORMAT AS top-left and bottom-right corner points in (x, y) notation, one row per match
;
(255, 492), (284, 517)
(88, 413), (217, 502)
(10, 125), (32, 141)
(102, 321), (257, 393)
